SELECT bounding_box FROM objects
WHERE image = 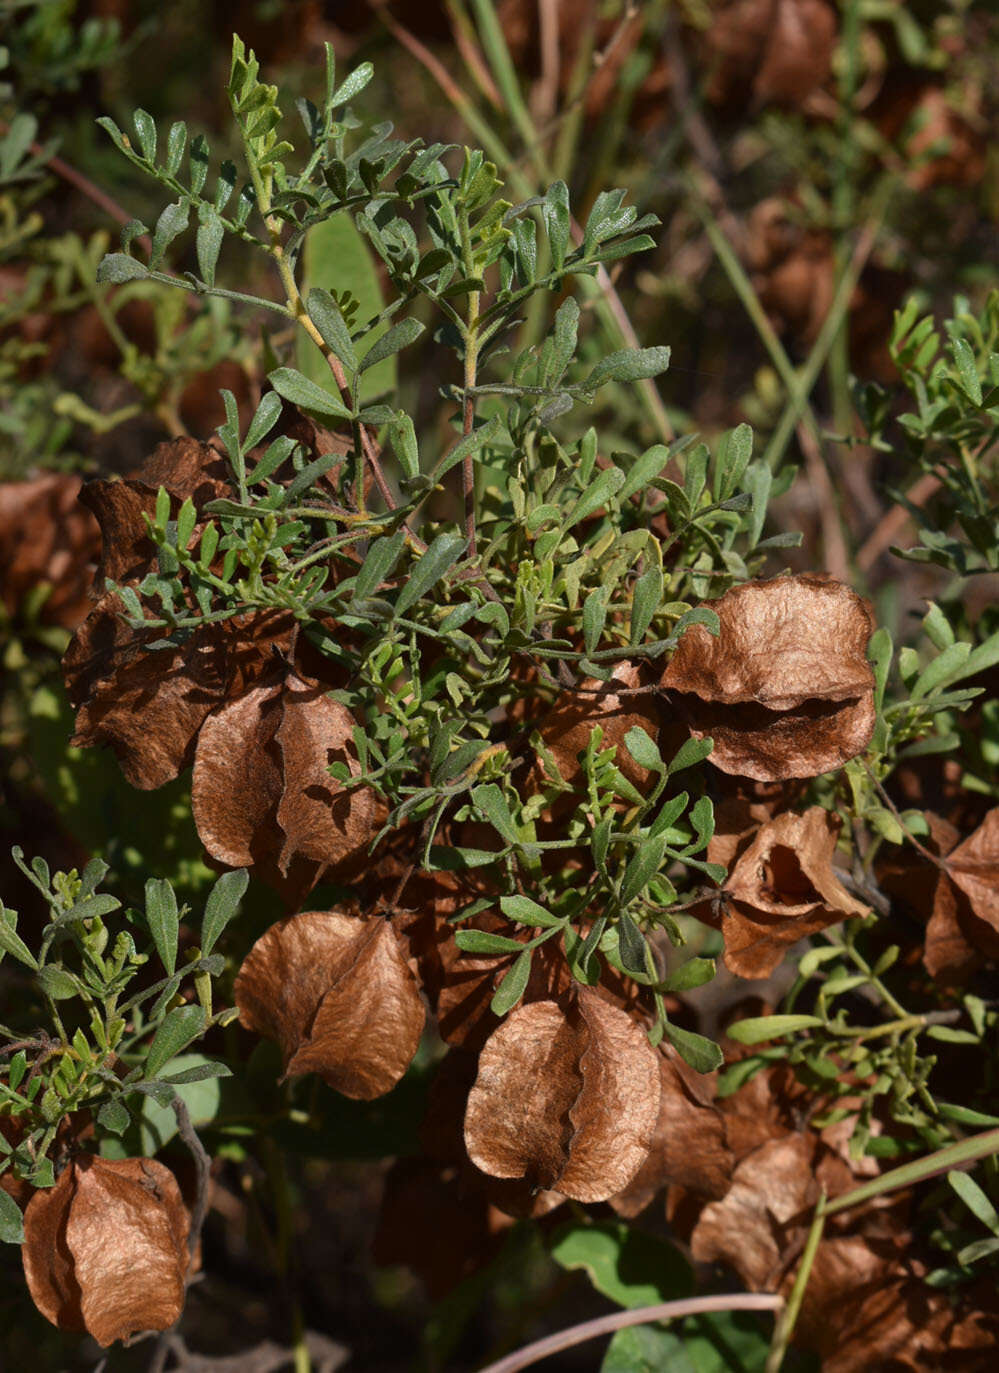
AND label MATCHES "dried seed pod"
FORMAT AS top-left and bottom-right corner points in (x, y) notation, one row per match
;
(234, 910), (425, 1099)
(22, 1155), (189, 1347)
(709, 806), (869, 978)
(192, 673), (383, 899)
(661, 574), (876, 781)
(609, 1048), (732, 1218)
(464, 988), (661, 1203)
